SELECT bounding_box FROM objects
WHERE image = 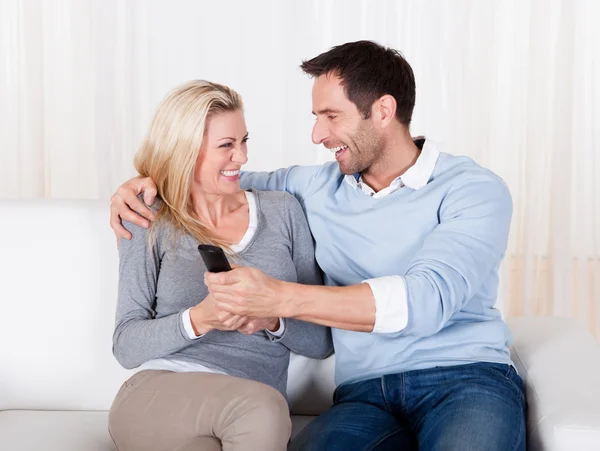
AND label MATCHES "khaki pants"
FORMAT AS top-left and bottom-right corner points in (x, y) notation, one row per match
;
(108, 370), (291, 451)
